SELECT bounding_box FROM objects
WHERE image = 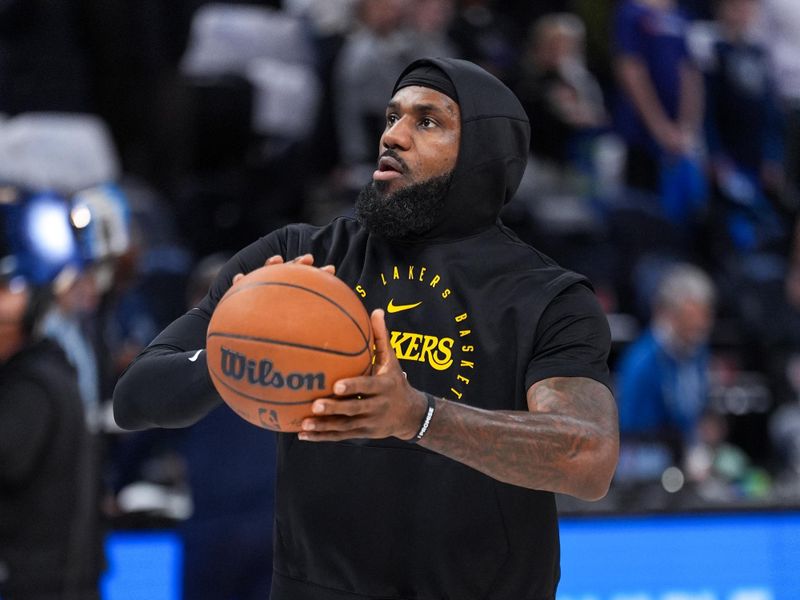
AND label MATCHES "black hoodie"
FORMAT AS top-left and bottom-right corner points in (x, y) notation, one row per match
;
(113, 58), (611, 599)
(0, 339), (104, 597)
